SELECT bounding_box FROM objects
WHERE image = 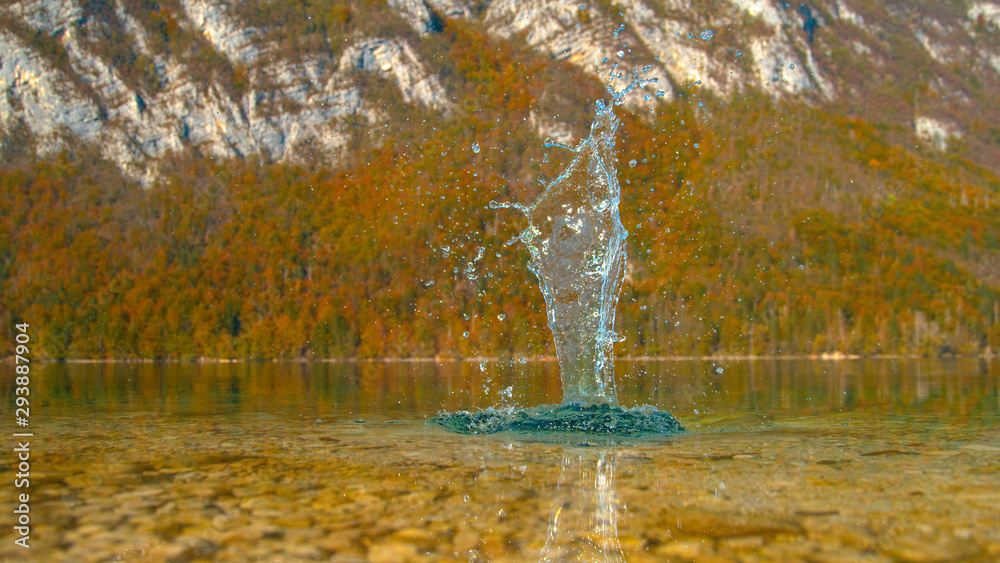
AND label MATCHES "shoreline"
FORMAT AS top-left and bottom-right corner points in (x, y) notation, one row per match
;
(4, 353), (998, 364)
